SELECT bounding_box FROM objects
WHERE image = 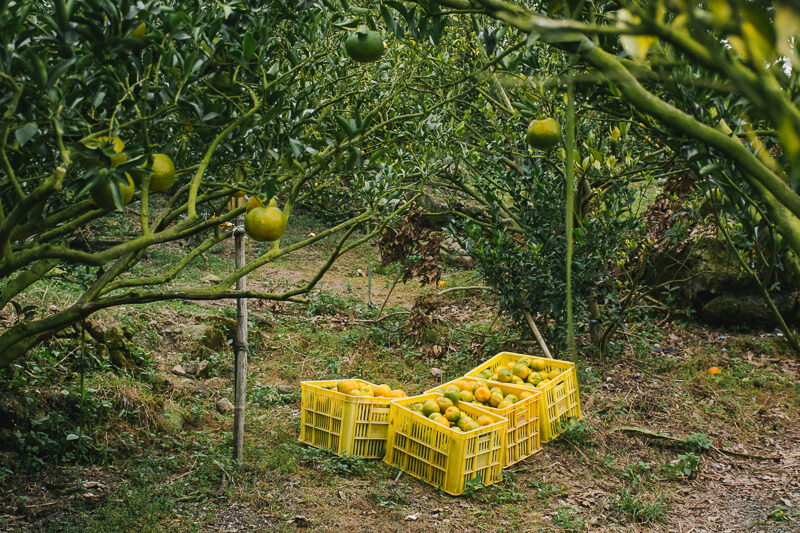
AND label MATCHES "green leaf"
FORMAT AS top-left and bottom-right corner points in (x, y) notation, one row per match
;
(15, 123), (38, 146)
(242, 32), (256, 62)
